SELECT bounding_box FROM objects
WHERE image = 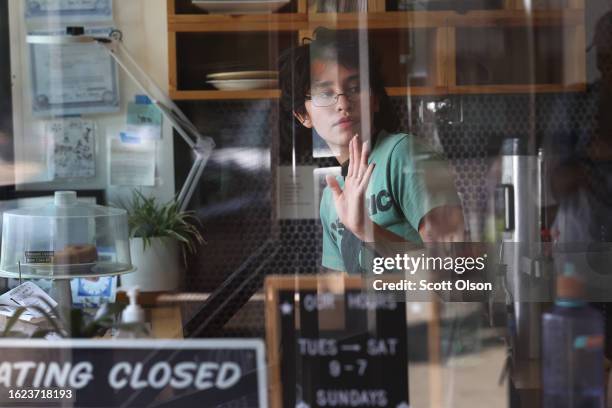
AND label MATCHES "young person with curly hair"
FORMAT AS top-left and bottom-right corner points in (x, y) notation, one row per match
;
(279, 28), (464, 273)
